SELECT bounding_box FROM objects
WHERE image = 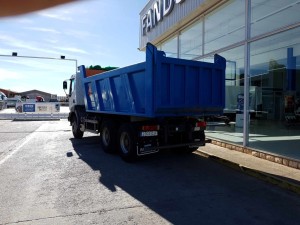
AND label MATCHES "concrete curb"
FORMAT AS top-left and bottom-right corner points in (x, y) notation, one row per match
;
(209, 139), (300, 170)
(195, 150), (300, 195)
